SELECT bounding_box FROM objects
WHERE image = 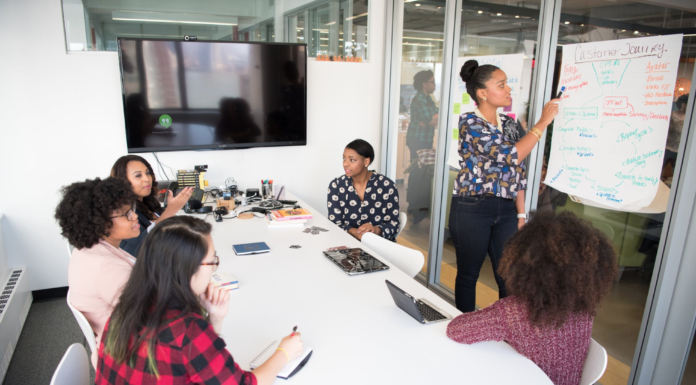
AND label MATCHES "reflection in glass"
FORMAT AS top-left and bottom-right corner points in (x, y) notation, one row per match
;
(120, 39), (306, 152)
(285, 0), (368, 59)
(393, 0), (448, 281)
(537, 2), (696, 384)
(62, 0), (368, 56)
